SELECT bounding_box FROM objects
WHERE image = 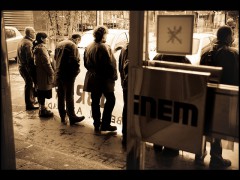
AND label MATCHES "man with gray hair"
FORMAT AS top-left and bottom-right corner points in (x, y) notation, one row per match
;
(17, 26), (38, 110)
